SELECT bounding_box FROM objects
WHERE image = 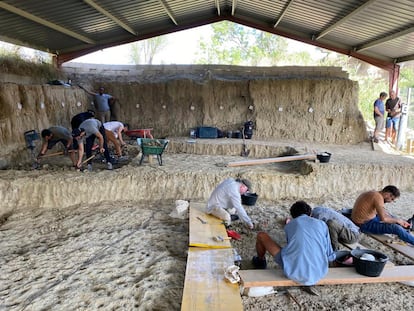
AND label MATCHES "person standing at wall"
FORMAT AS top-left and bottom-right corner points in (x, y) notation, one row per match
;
(82, 86), (115, 124)
(372, 92), (387, 143)
(385, 90), (401, 145)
